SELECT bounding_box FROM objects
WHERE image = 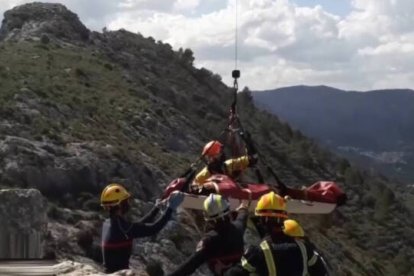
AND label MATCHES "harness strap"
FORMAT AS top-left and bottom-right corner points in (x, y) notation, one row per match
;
(241, 256), (256, 274)
(295, 239), (309, 276)
(308, 250), (319, 266)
